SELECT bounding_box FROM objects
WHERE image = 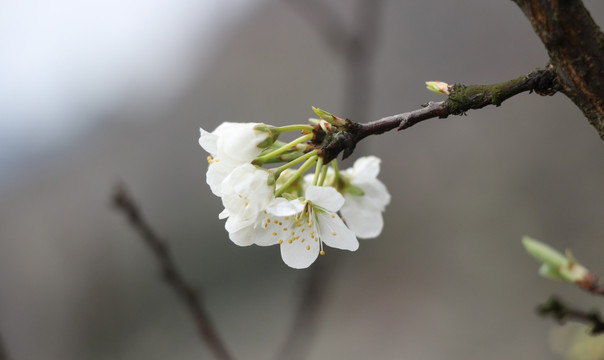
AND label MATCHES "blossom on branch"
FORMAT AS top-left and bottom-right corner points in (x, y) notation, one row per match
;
(198, 110), (391, 269)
